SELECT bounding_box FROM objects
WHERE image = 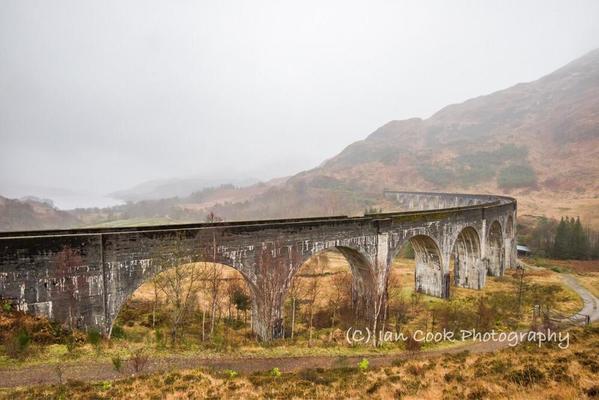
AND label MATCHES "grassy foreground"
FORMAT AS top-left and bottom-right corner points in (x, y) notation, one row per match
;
(1, 324), (598, 400)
